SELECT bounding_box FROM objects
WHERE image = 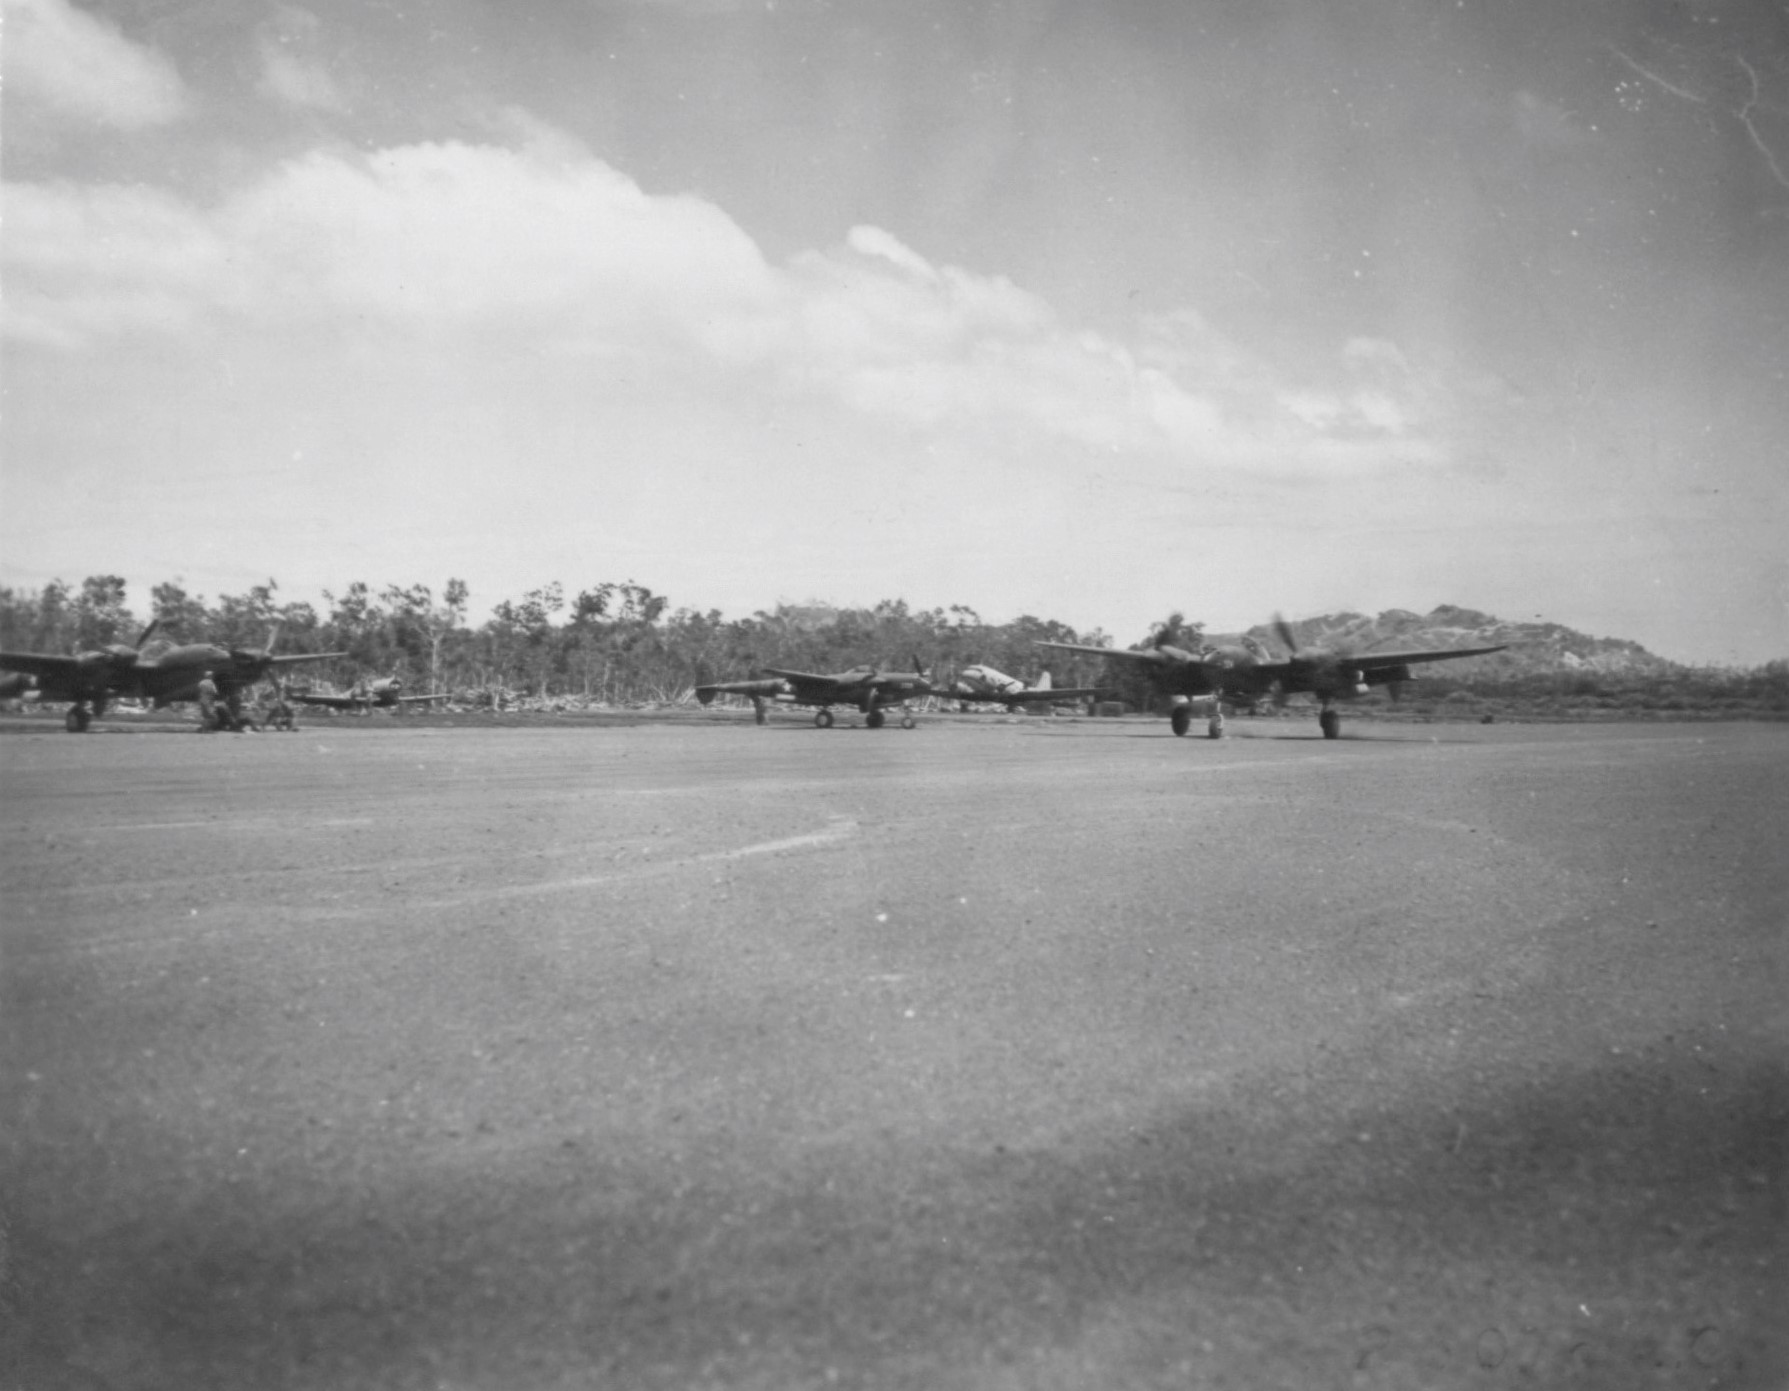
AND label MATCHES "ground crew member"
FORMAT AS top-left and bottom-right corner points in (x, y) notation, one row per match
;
(263, 681), (296, 731)
(196, 672), (236, 731)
